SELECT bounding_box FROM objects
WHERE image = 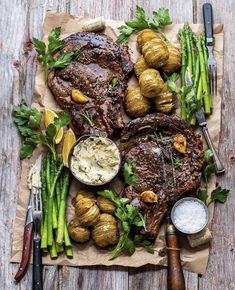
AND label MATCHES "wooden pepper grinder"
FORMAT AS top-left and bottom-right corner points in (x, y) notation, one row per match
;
(166, 221), (185, 290)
